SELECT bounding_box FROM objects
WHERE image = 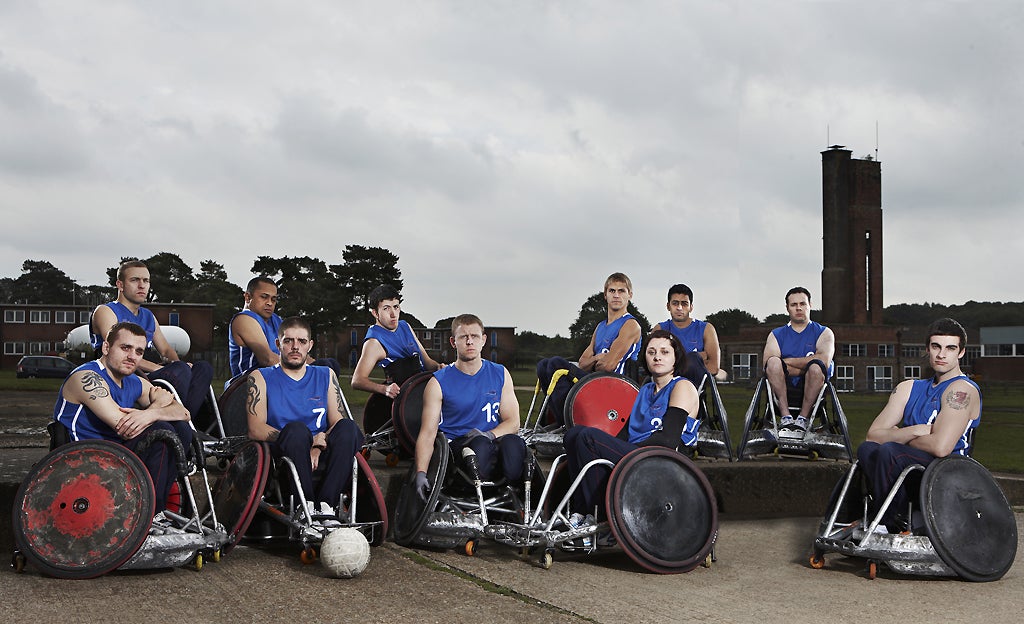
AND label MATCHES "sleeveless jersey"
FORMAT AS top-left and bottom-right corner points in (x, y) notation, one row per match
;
(593, 314), (640, 375)
(903, 374), (981, 456)
(90, 302), (158, 350)
(627, 376), (699, 446)
(260, 365), (333, 434)
(771, 320), (827, 359)
(435, 360), (505, 440)
(364, 320), (424, 369)
(228, 310), (282, 377)
(659, 318), (707, 353)
(53, 360), (143, 442)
